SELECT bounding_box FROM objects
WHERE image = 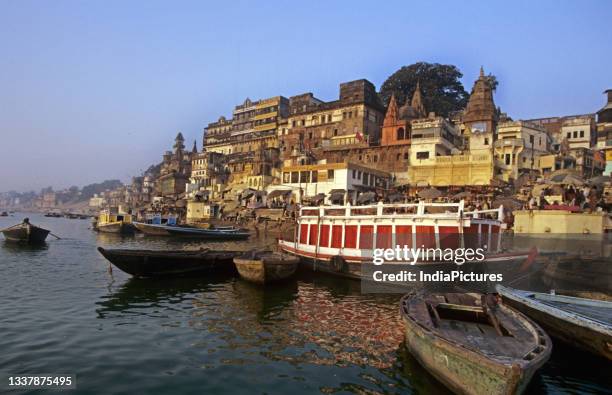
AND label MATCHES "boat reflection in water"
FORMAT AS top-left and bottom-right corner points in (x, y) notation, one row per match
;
(97, 273), (404, 369)
(1, 239), (49, 252)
